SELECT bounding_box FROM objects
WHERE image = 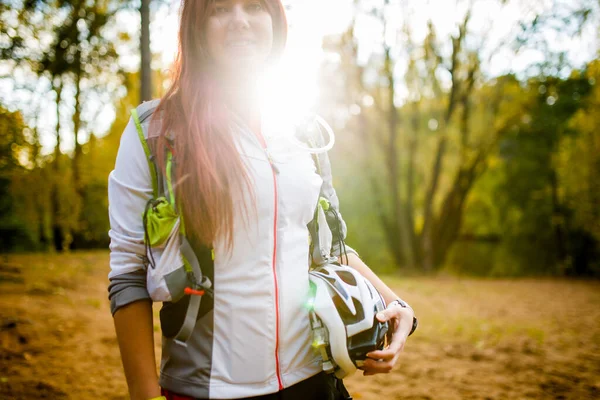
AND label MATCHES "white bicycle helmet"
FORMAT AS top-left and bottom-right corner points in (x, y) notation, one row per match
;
(307, 263), (388, 378)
